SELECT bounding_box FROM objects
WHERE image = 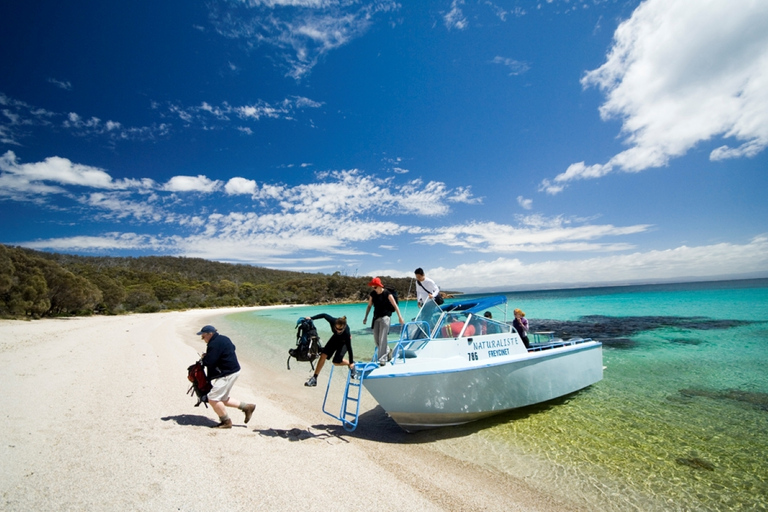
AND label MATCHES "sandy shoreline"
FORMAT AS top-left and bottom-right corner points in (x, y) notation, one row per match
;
(1, 308), (582, 511)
